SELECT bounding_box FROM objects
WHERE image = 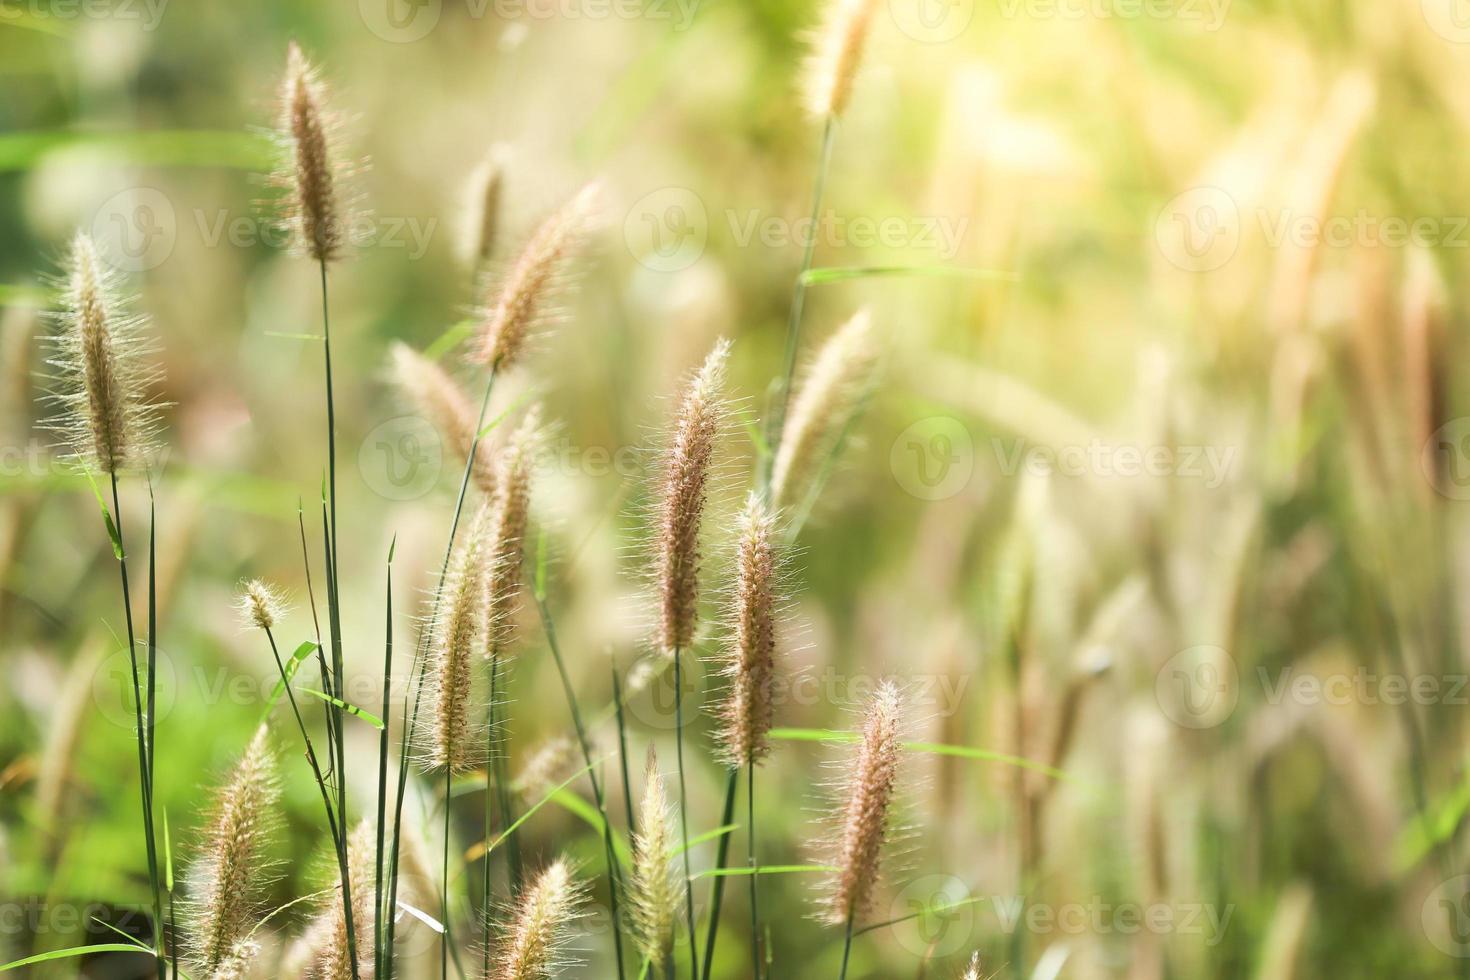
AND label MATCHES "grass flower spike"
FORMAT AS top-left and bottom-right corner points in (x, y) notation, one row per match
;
(824, 680), (903, 925)
(630, 748), (679, 977)
(488, 858), (584, 980)
(802, 0), (881, 119)
(279, 42), (345, 263)
(484, 407), (541, 653)
(47, 232), (160, 474)
(237, 579), (287, 632)
(470, 183), (599, 369)
(716, 495), (780, 767)
(428, 503), (491, 773)
(389, 342), (498, 495)
(185, 725), (279, 977)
